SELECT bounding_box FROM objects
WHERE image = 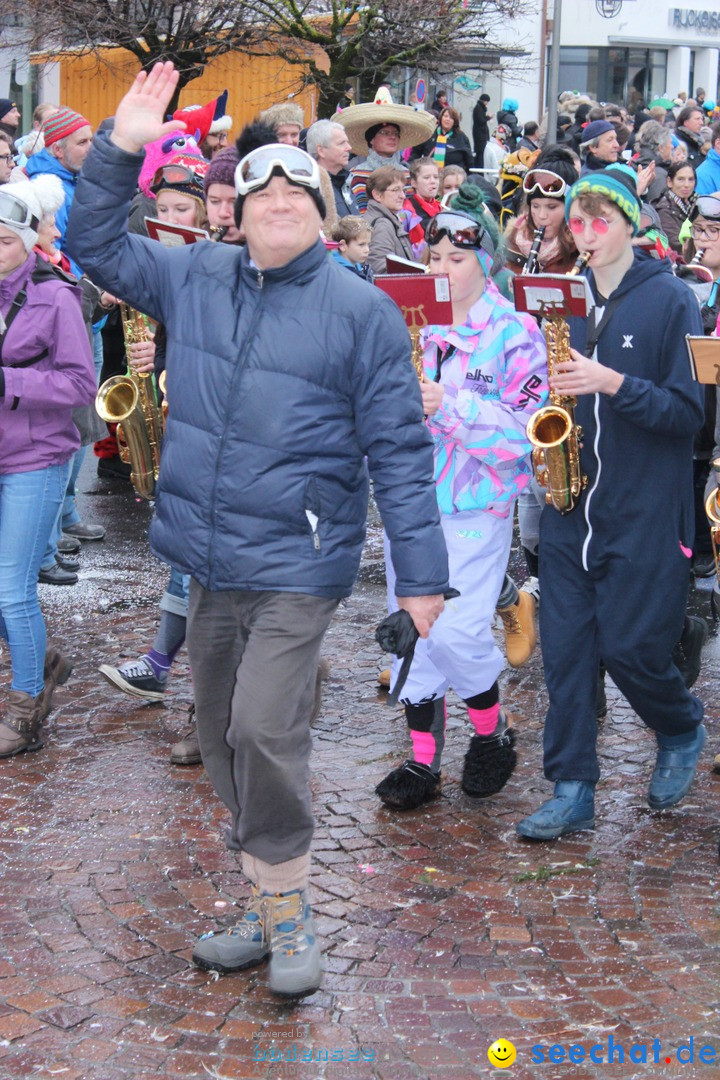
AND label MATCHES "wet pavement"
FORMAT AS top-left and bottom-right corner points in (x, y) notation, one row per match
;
(1, 457), (719, 1080)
